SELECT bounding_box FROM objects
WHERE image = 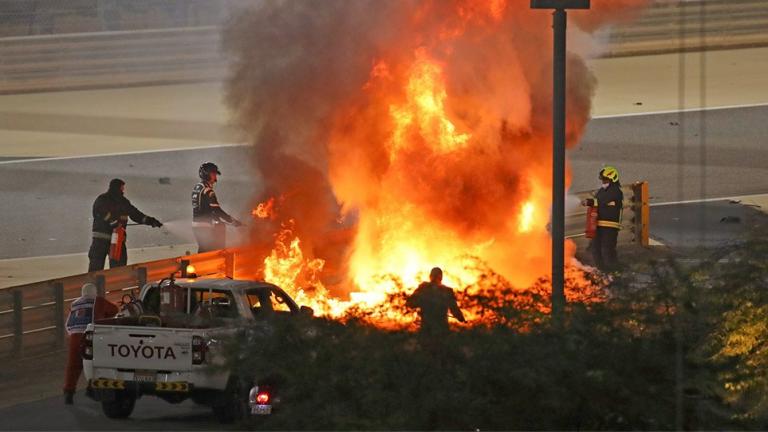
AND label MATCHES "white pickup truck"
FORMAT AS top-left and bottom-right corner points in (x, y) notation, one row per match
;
(82, 276), (312, 422)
